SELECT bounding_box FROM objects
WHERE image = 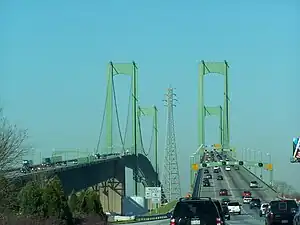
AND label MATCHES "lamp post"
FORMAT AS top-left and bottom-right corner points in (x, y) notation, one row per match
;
(266, 153), (273, 186)
(190, 155), (195, 190)
(257, 150), (263, 179)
